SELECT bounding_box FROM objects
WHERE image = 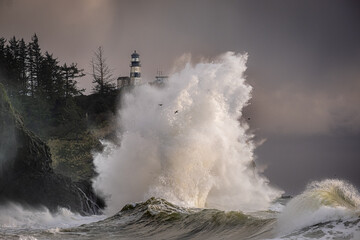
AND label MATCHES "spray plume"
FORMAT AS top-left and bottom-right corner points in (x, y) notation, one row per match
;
(93, 52), (282, 214)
